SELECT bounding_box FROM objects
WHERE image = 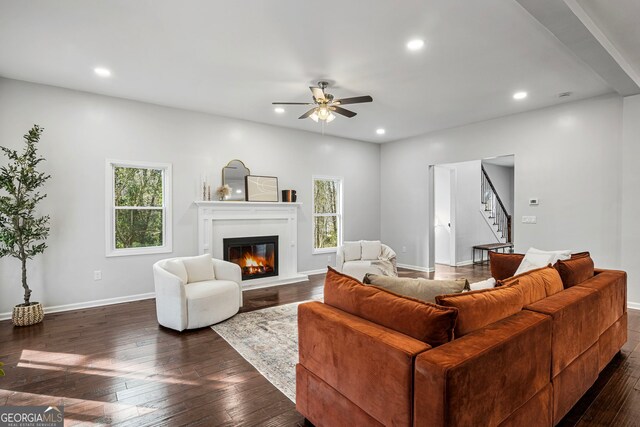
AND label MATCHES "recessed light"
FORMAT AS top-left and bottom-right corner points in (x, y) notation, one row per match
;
(274, 107), (285, 114)
(376, 128), (386, 135)
(94, 67), (111, 77)
(513, 91), (528, 100)
(407, 39), (425, 51)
